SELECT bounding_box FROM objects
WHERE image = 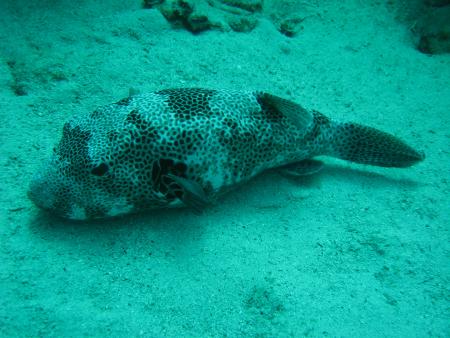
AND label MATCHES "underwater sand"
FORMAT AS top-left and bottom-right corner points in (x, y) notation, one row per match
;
(0, 0), (449, 336)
